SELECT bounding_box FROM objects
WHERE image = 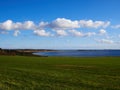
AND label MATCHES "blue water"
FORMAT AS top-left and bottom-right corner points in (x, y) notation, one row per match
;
(33, 50), (120, 57)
